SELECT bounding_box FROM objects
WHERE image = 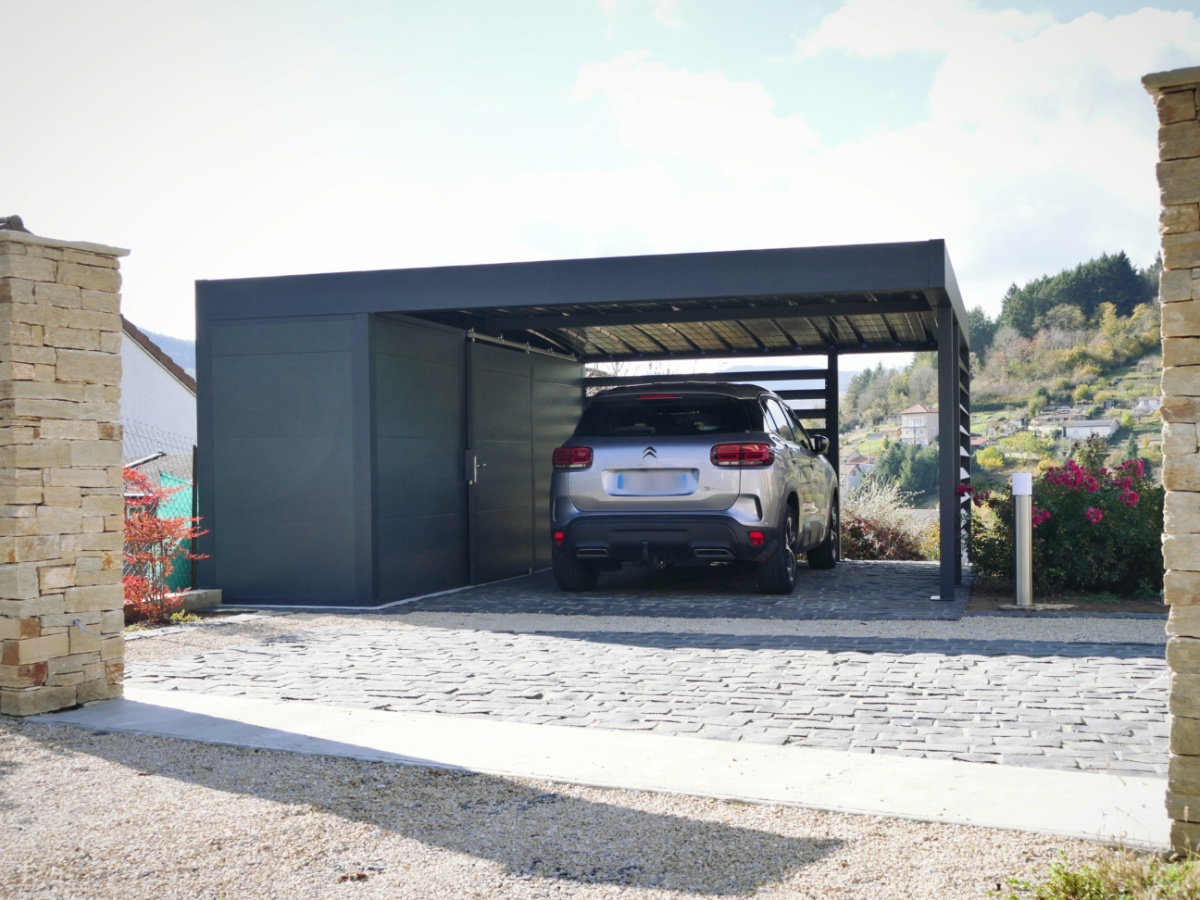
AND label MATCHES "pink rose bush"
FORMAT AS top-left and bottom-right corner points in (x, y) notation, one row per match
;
(971, 437), (1162, 594)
